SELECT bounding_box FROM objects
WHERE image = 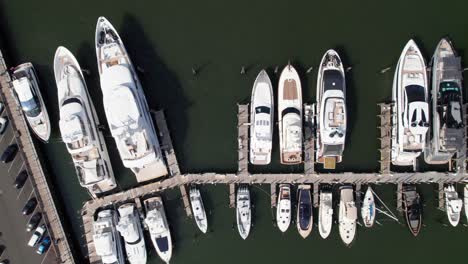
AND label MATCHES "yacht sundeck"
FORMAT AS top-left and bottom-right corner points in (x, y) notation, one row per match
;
(296, 185), (312, 238)
(144, 197), (172, 263)
(93, 209), (124, 264)
(250, 70), (274, 165)
(189, 186), (208, 233)
(361, 186), (376, 228)
(95, 16), (167, 181)
(116, 203), (147, 264)
(11, 63), (51, 142)
(402, 185), (422, 236)
(276, 184), (291, 232)
(318, 188), (333, 239)
(54, 46), (117, 195)
(316, 50), (347, 169)
(339, 185), (357, 246)
(392, 40), (429, 167)
(278, 64), (302, 164)
(444, 185), (462, 227)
